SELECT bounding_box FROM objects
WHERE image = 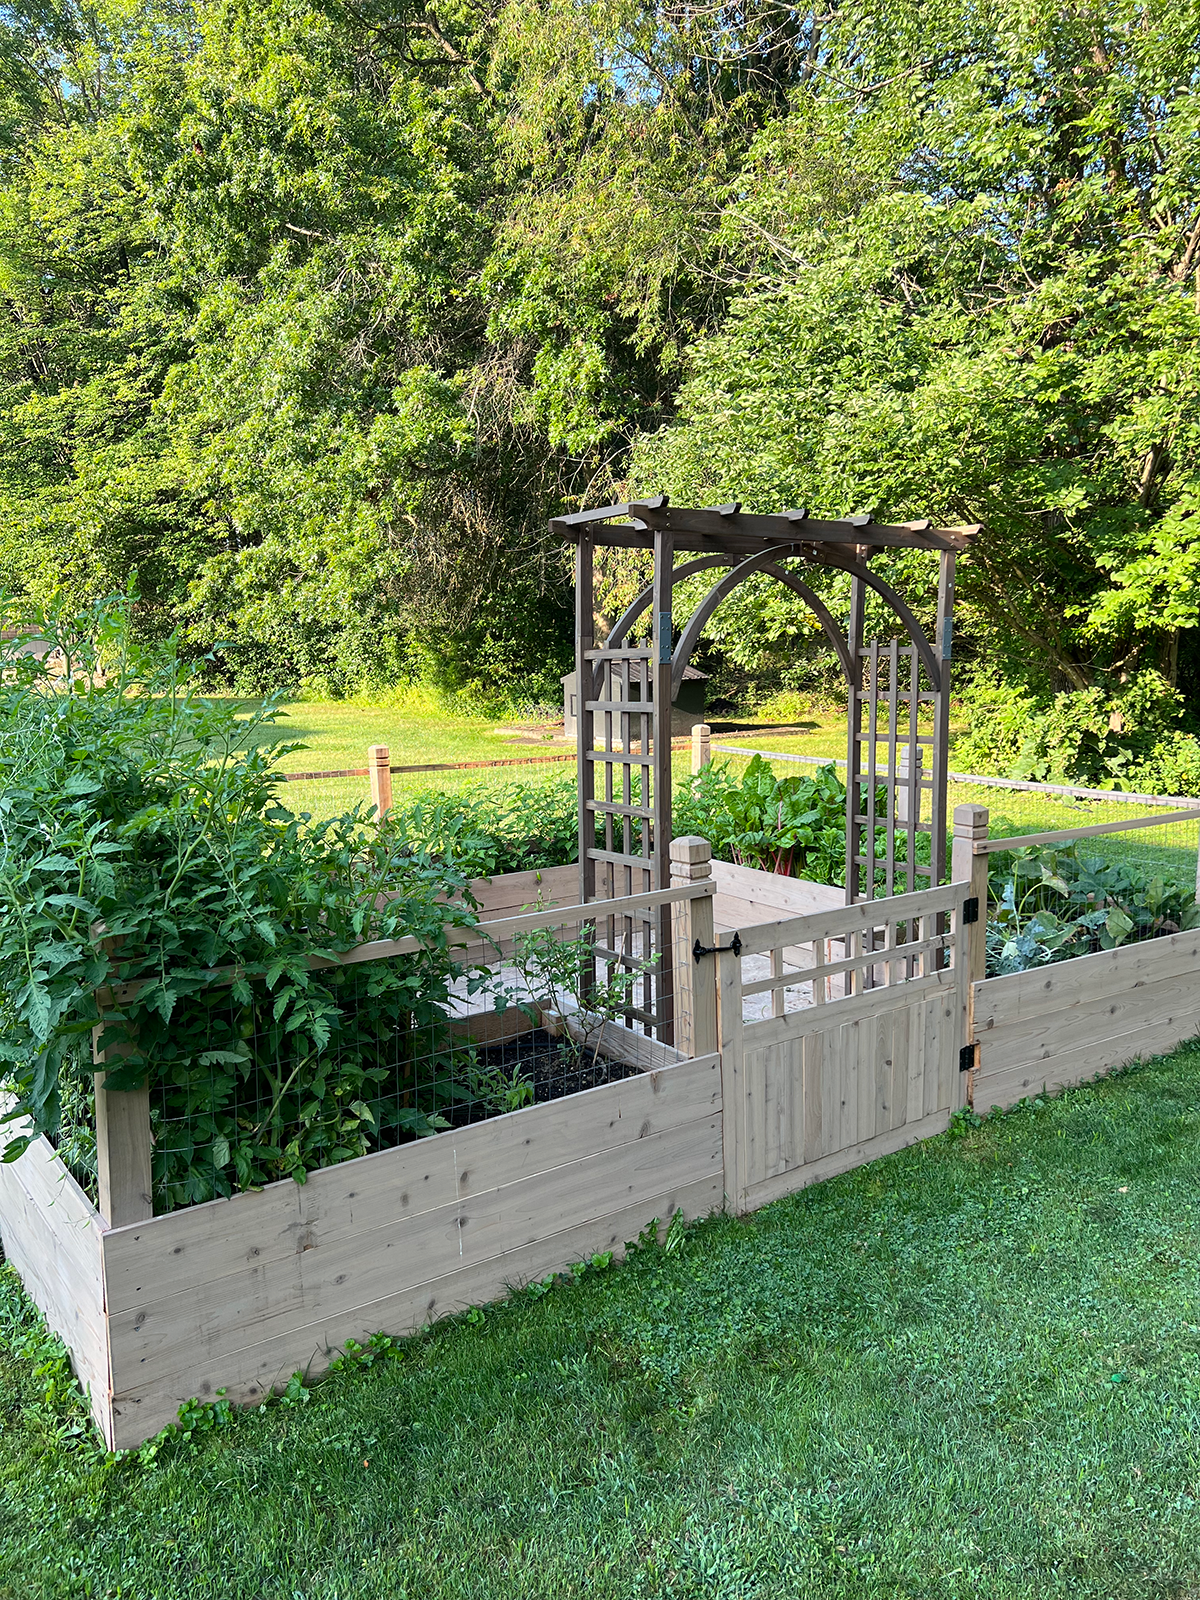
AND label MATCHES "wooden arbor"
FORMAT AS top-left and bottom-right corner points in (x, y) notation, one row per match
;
(552, 497), (978, 1039)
